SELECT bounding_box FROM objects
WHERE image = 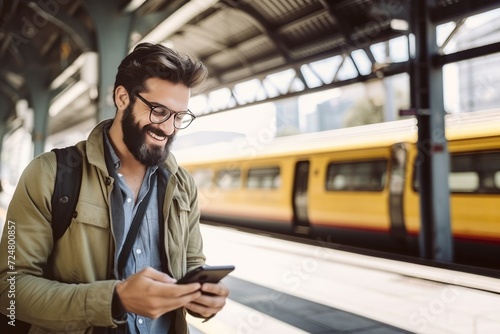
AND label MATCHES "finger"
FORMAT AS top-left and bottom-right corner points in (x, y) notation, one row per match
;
(171, 282), (202, 297)
(201, 282), (229, 297)
(185, 301), (214, 318)
(139, 267), (176, 283)
(186, 293), (225, 318)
